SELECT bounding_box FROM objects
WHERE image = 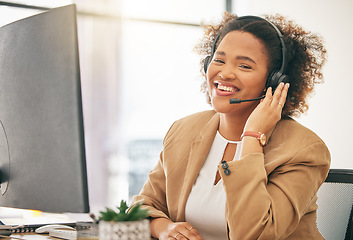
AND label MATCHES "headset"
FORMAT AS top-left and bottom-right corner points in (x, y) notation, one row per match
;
(203, 16), (289, 103)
